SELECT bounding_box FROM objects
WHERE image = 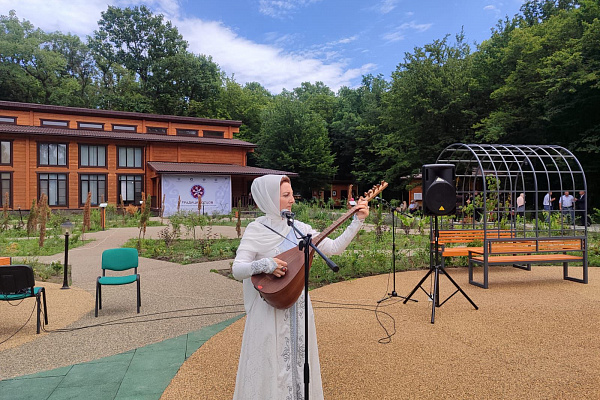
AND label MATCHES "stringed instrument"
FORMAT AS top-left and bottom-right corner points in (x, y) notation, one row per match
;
(252, 181), (388, 309)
